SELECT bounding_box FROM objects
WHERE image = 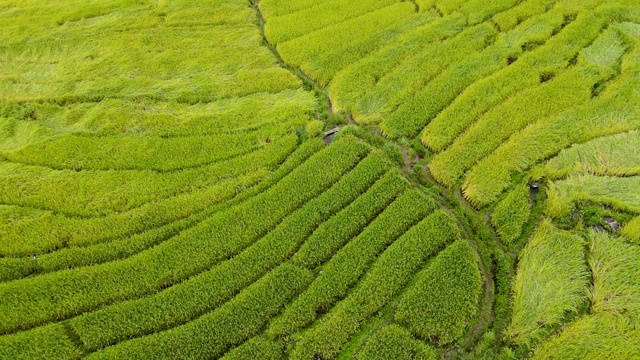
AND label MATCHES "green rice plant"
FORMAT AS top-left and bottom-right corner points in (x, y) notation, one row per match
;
(0, 323), (81, 360)
(0, 136), (368, 333)
(546, 175), (640, 218)
(458, 0), (521, 25)
(356, 325), (438, 360)
(492, 0), (558, 31)
(2, 131), (267, 172)
(422, 11), (603, 152)
(1, 89), (314, 138)
(291, 170), (409, 269)
(395, 240), (482, 345)
(276, 3), (415, 68)
(588, 231), (640, 325)
(434, 28), (627, 191)
(301, 11), (441, 86)
(69, 152), (389, 350)
(328, 14), (466, 112)
(85, 263), (313, 360)
(458, 46), (640, 206)
(290, 210), (459, 359)
(264, 0), (401, 44)
(381, 8), (566, 138)
(352, 23), (498, 124)
(1, 19), (300, 104)
(259, 0), (319, 19)
(0, 138), (321, 259)
(621, 216), (640, 244)
(532, 313), (640, 359)
(0, 135), (297, 217)
(506, 220), (589, 348)
(221, 337), (283, 360)
(266, 190), (437, 338)
(491, 184), (532, 245)
(544, 130), (640, 178)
